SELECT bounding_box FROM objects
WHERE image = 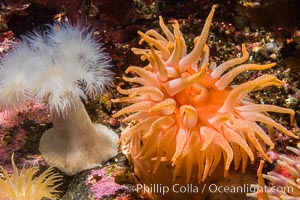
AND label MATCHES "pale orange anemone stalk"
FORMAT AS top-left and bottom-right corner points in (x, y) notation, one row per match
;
(113, 5), (298, 186)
